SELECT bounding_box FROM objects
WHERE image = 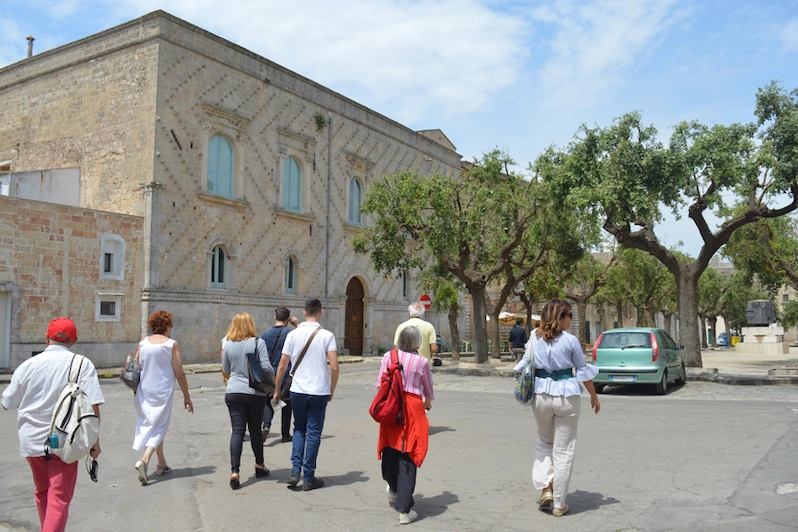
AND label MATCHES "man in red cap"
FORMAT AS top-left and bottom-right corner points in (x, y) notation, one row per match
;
(2, 317), (104, 532)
